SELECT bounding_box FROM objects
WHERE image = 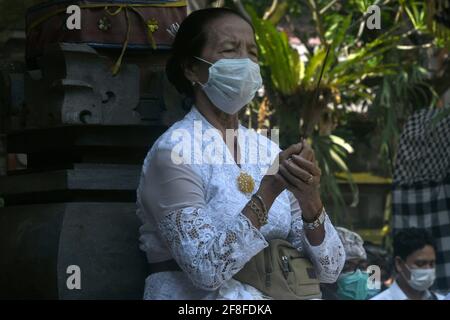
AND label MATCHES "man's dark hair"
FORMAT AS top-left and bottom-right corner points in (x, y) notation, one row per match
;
(165, 8), (253, 99)
(393, 228), (436, 261)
